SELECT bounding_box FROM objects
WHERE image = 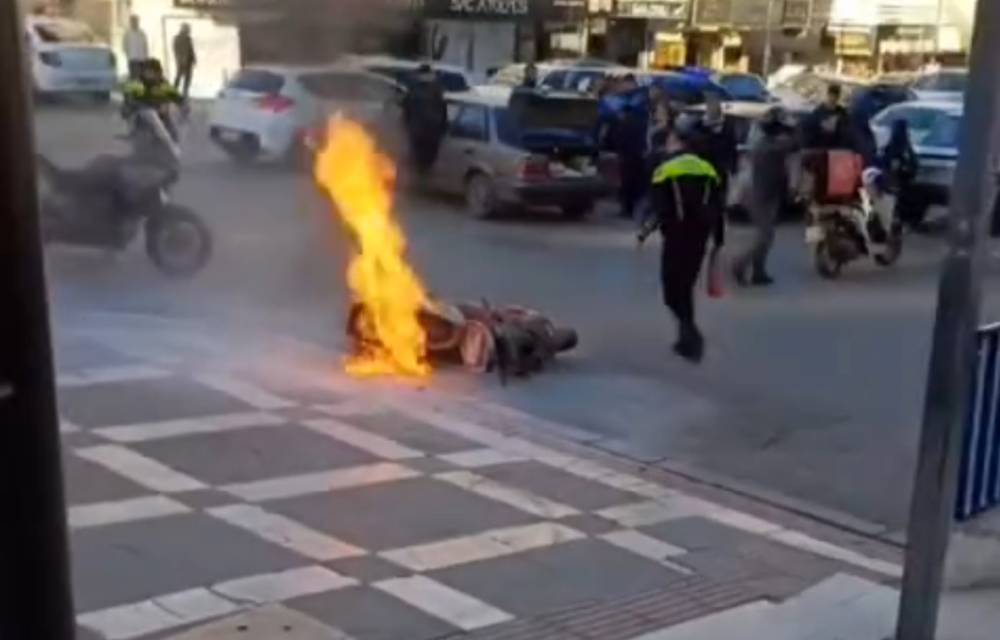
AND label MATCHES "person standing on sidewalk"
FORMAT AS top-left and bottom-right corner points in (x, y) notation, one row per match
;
(172, 23), (196, 99)
(733, 106), (797, 287)
(122, 15), (149, 80)
(644, 125), (724, 362)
